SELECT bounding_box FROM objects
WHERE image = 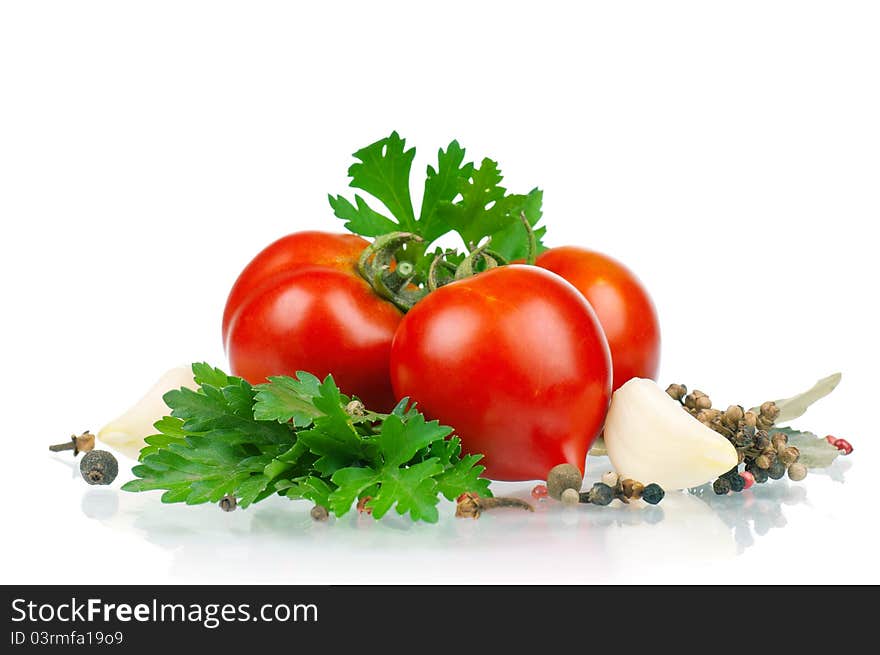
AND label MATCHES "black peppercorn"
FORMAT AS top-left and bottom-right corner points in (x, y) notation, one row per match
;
(767, 460), (786, 480)
(582, 482), (614, 506)
(713, 477), (731, 495)
(728, 473), (745, 493)
(219, 495), (237, 512)
(750, 466), (769, 484)
(642, 483), (665, 505)
(80, 450), (118, 486)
